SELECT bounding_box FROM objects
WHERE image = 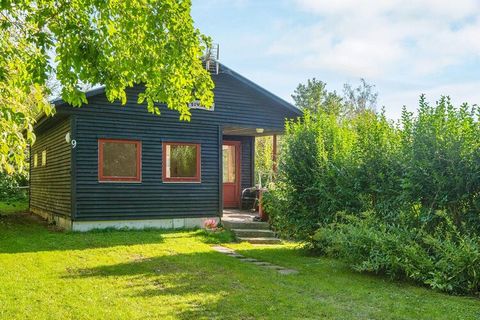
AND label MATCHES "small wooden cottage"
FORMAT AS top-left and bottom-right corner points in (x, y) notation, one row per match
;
(29, 64), (301, 230)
